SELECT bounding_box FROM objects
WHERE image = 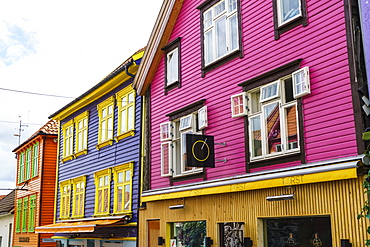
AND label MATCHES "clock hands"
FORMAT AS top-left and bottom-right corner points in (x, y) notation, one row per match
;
(201, 138), (207, 150)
